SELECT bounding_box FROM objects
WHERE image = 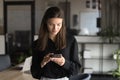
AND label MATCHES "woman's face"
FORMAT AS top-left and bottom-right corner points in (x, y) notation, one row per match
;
(47, 18), (63, 38)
